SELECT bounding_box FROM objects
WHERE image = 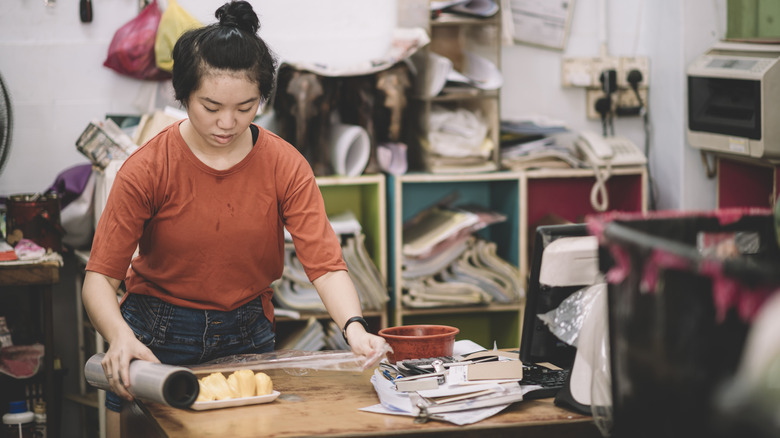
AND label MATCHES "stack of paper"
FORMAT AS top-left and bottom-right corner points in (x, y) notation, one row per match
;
(499, 117), (583, 170)
(361, 346), (539, 425)
(402, 237), (523, 308)
(401, 204), (522, 308)
(421, 106), (497, 174)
